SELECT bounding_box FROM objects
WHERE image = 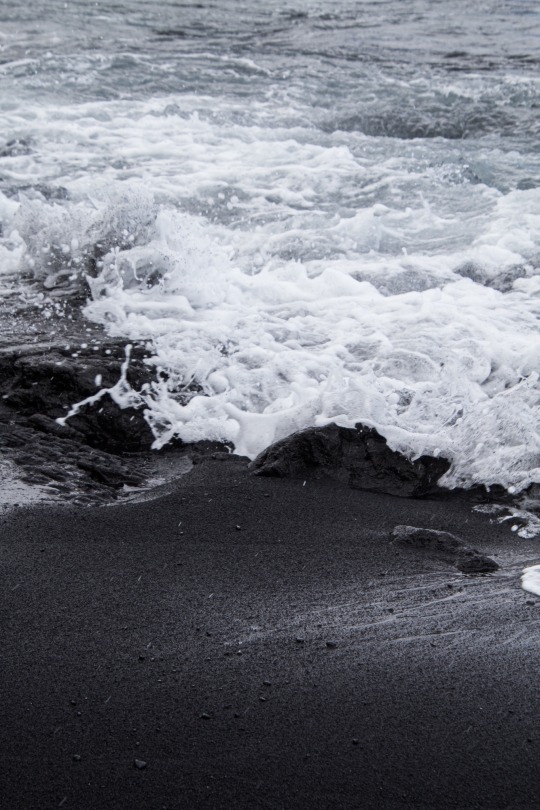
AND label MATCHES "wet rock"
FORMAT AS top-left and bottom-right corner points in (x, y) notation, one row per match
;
(76, 459), (145, 489)
(27, 414), (84, 442)
(69, 395), (155, 454)
(391, 525), (499, 574)
(33, 464), (69, 482)
(250, 424), (450, 497)
(0, 342), (154, 452)
(456, 552), (499, 574)
(189, 440), (236, 464)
